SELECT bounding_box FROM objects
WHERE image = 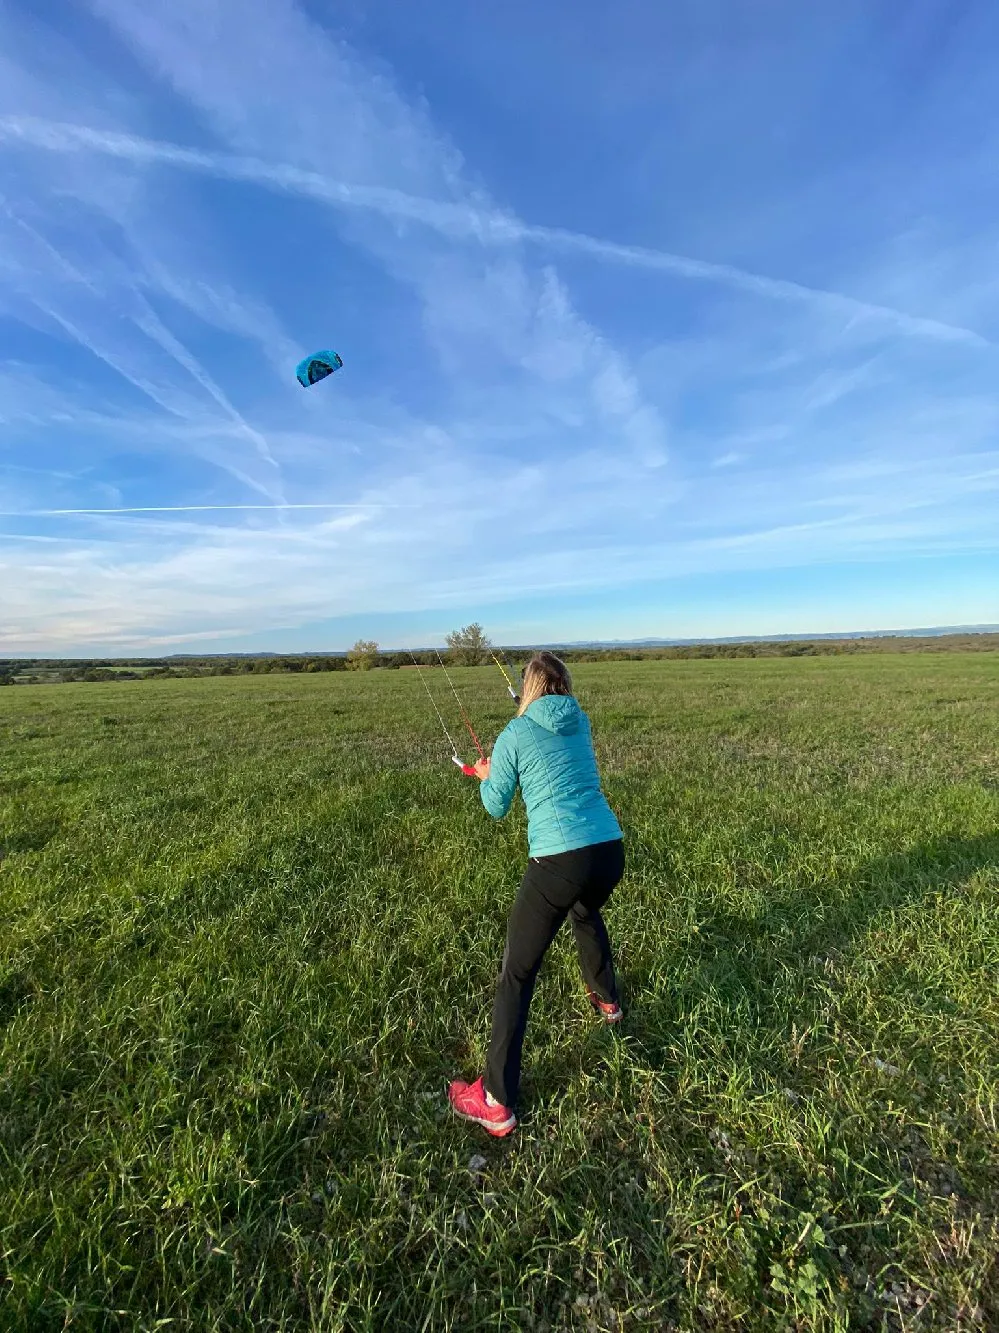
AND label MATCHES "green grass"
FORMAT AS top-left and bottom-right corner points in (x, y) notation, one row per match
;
(1, 656), (997, 1331)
